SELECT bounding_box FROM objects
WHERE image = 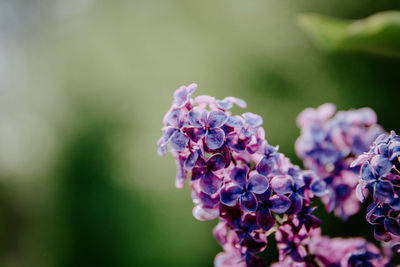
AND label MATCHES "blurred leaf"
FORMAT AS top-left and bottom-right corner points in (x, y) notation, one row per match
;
(297, 11), (400, 58)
